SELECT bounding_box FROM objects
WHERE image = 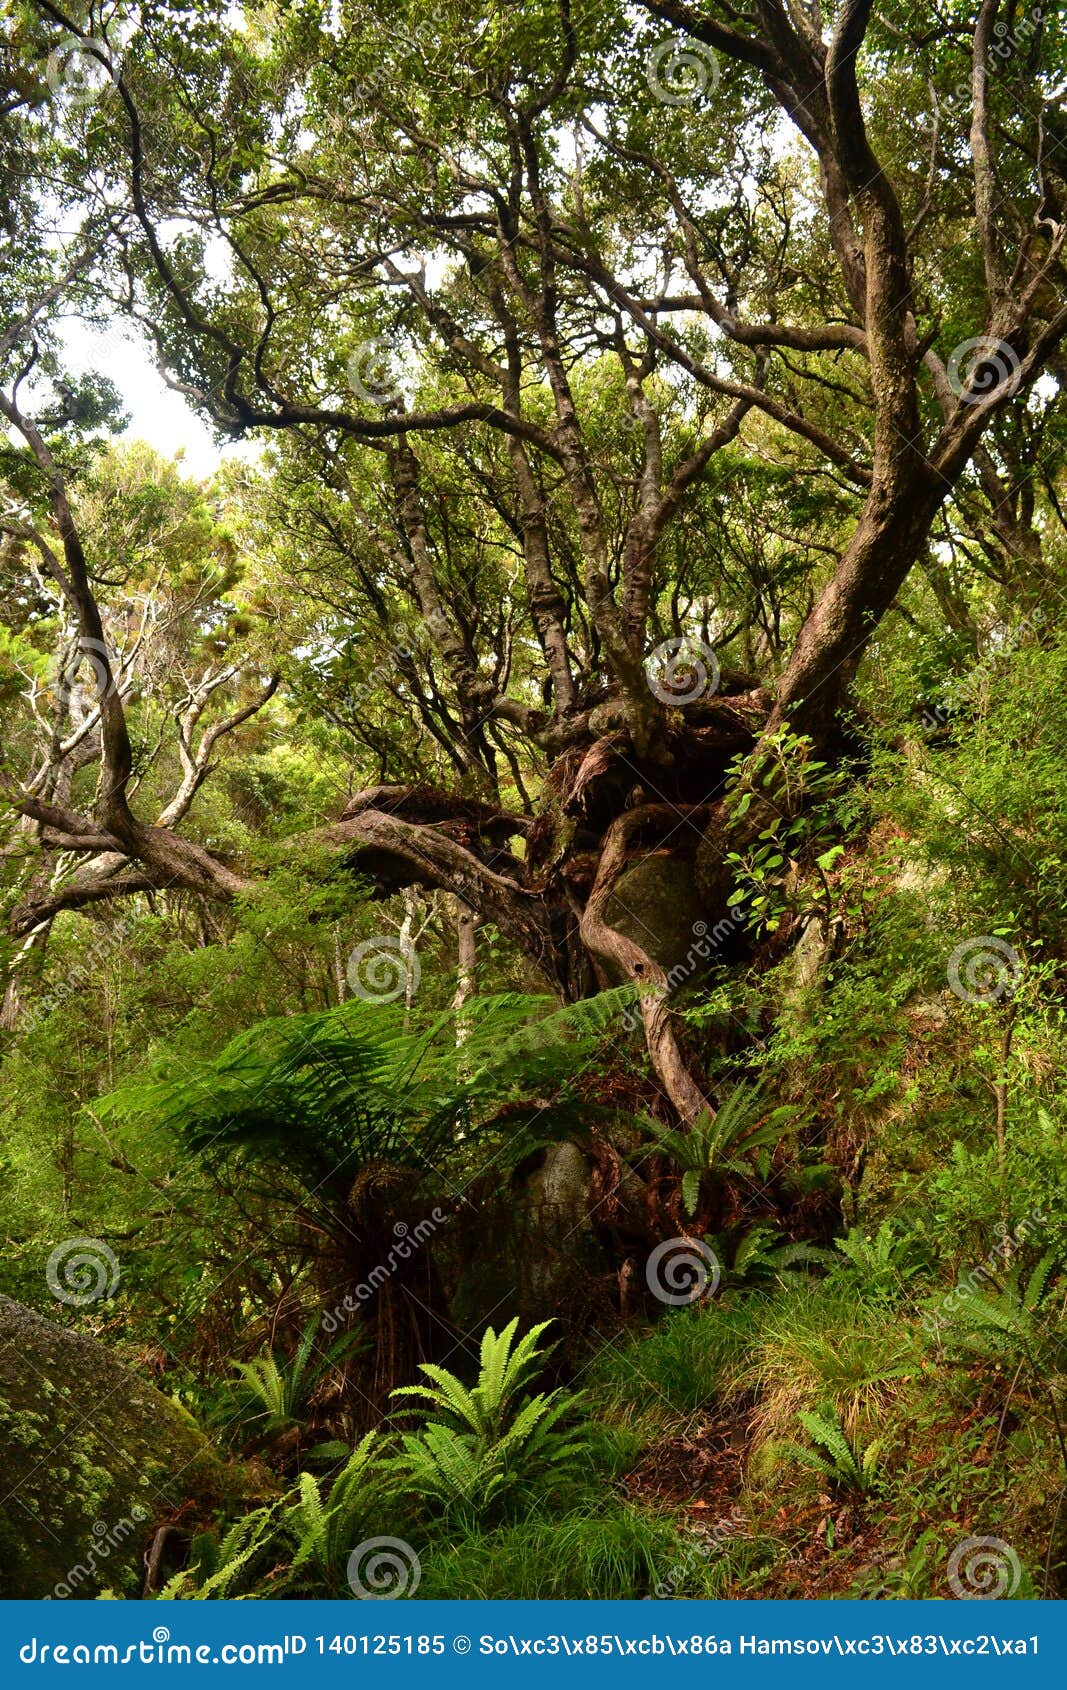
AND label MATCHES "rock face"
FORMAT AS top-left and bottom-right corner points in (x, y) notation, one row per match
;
(602, 854), (710, 981)
(0, 1296), (230, 1598)
(513, 1141), (601, 1311)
